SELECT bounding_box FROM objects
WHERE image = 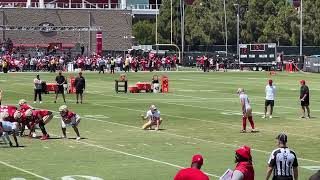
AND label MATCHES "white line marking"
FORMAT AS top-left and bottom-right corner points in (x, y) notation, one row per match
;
(116, 144), (125, 147)
(105, 129), (113, 133)
(0, 161), (50, 180)
(165, 143), (173, 146)
(76, 141), (219, 178)
(43, 146), (49, 149)
(69, 146), (74, 148)
(186, 142), (197, 145)
(142, 143), (150, 147)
